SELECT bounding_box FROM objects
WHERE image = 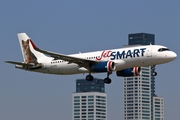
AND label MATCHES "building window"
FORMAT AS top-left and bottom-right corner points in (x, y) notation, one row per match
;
(74, 96), (80, 99)
(82, 96), (86, 98)
(74, 100), (80, 102)
(74, 116), (80, 118)
(88, 96), (94, 98)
